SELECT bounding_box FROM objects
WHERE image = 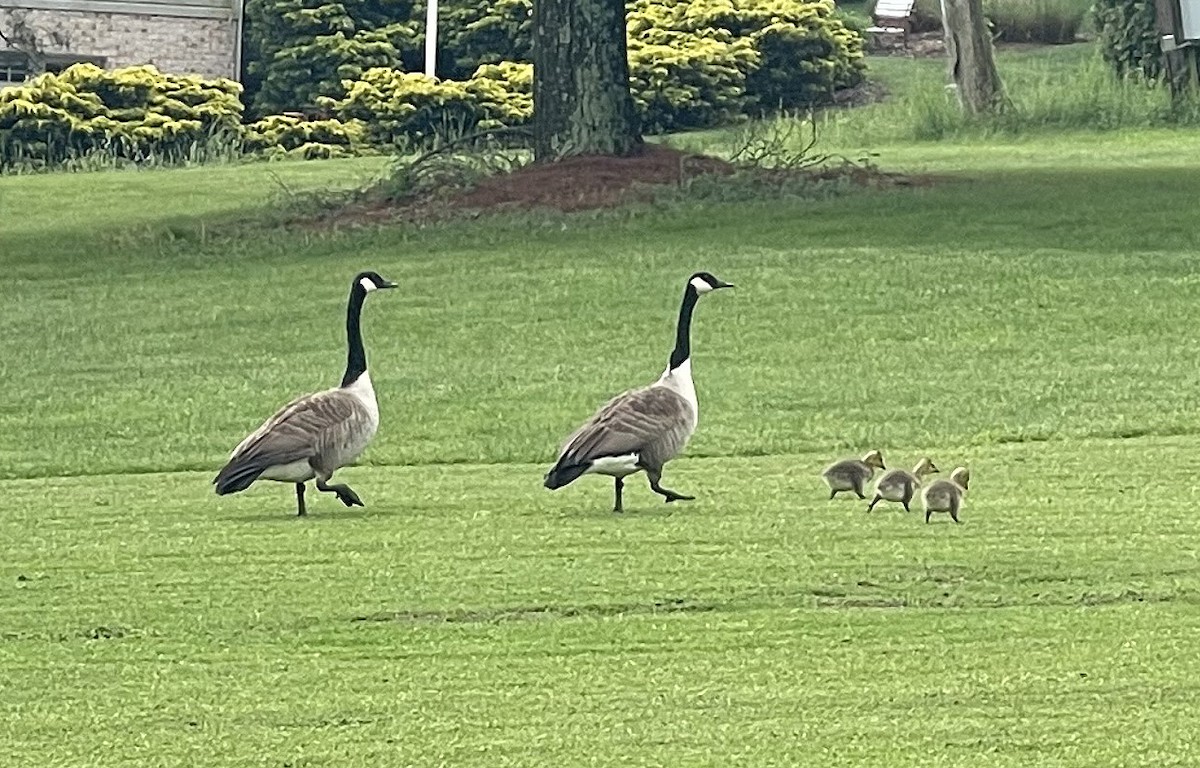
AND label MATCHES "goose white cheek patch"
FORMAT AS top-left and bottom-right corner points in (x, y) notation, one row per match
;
(359, 277), (377, 293)
(689, 276), (713, 294)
